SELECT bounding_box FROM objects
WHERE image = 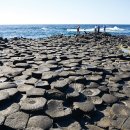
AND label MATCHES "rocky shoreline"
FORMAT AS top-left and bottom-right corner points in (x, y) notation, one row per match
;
(0, 32), (130, 130)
